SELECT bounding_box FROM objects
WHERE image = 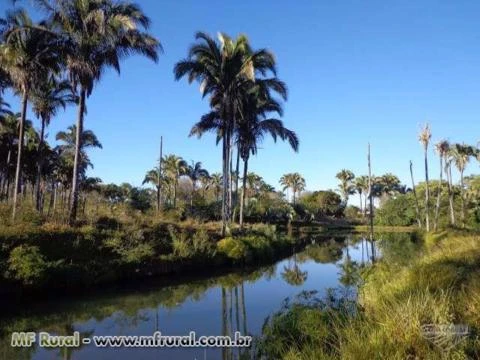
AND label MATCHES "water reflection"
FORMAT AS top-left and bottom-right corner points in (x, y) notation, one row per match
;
(0, 232), (419, 360)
